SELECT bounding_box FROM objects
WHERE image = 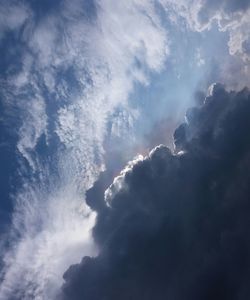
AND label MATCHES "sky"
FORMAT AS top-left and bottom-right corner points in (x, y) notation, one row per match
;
(0, 0), (250, 299)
